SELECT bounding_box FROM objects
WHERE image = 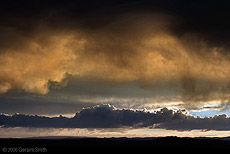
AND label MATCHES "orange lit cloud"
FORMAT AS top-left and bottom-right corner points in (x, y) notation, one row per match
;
(0, 13), (229, 105)
(0, 30), (77, 94)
